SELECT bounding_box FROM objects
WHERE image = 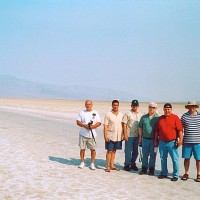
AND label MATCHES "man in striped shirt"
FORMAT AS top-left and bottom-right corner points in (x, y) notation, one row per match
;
(181, 101), (200, 182)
